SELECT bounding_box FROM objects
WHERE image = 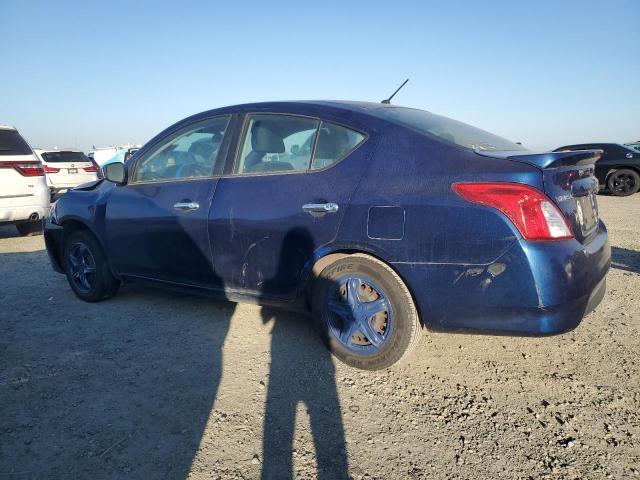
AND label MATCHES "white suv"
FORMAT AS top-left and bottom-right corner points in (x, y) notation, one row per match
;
(0, 125), (49, 236)
(34, 149), (99, 196)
